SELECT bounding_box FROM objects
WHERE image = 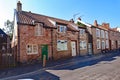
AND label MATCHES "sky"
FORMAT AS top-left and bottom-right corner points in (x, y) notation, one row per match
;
(0, 0), (120, 29)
